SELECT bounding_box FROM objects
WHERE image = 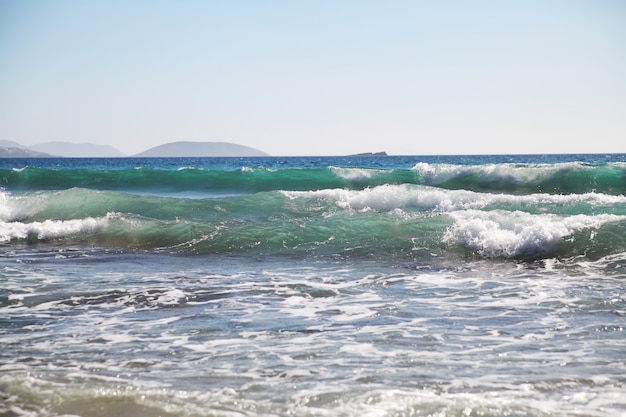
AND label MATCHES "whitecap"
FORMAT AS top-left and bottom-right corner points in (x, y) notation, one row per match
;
(445, 210), (625, 257)
(282, 184), (626, 214)
(328, 166), (385, 182)
(0, 215), (110, 243)
(411, 161), (595, 185)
